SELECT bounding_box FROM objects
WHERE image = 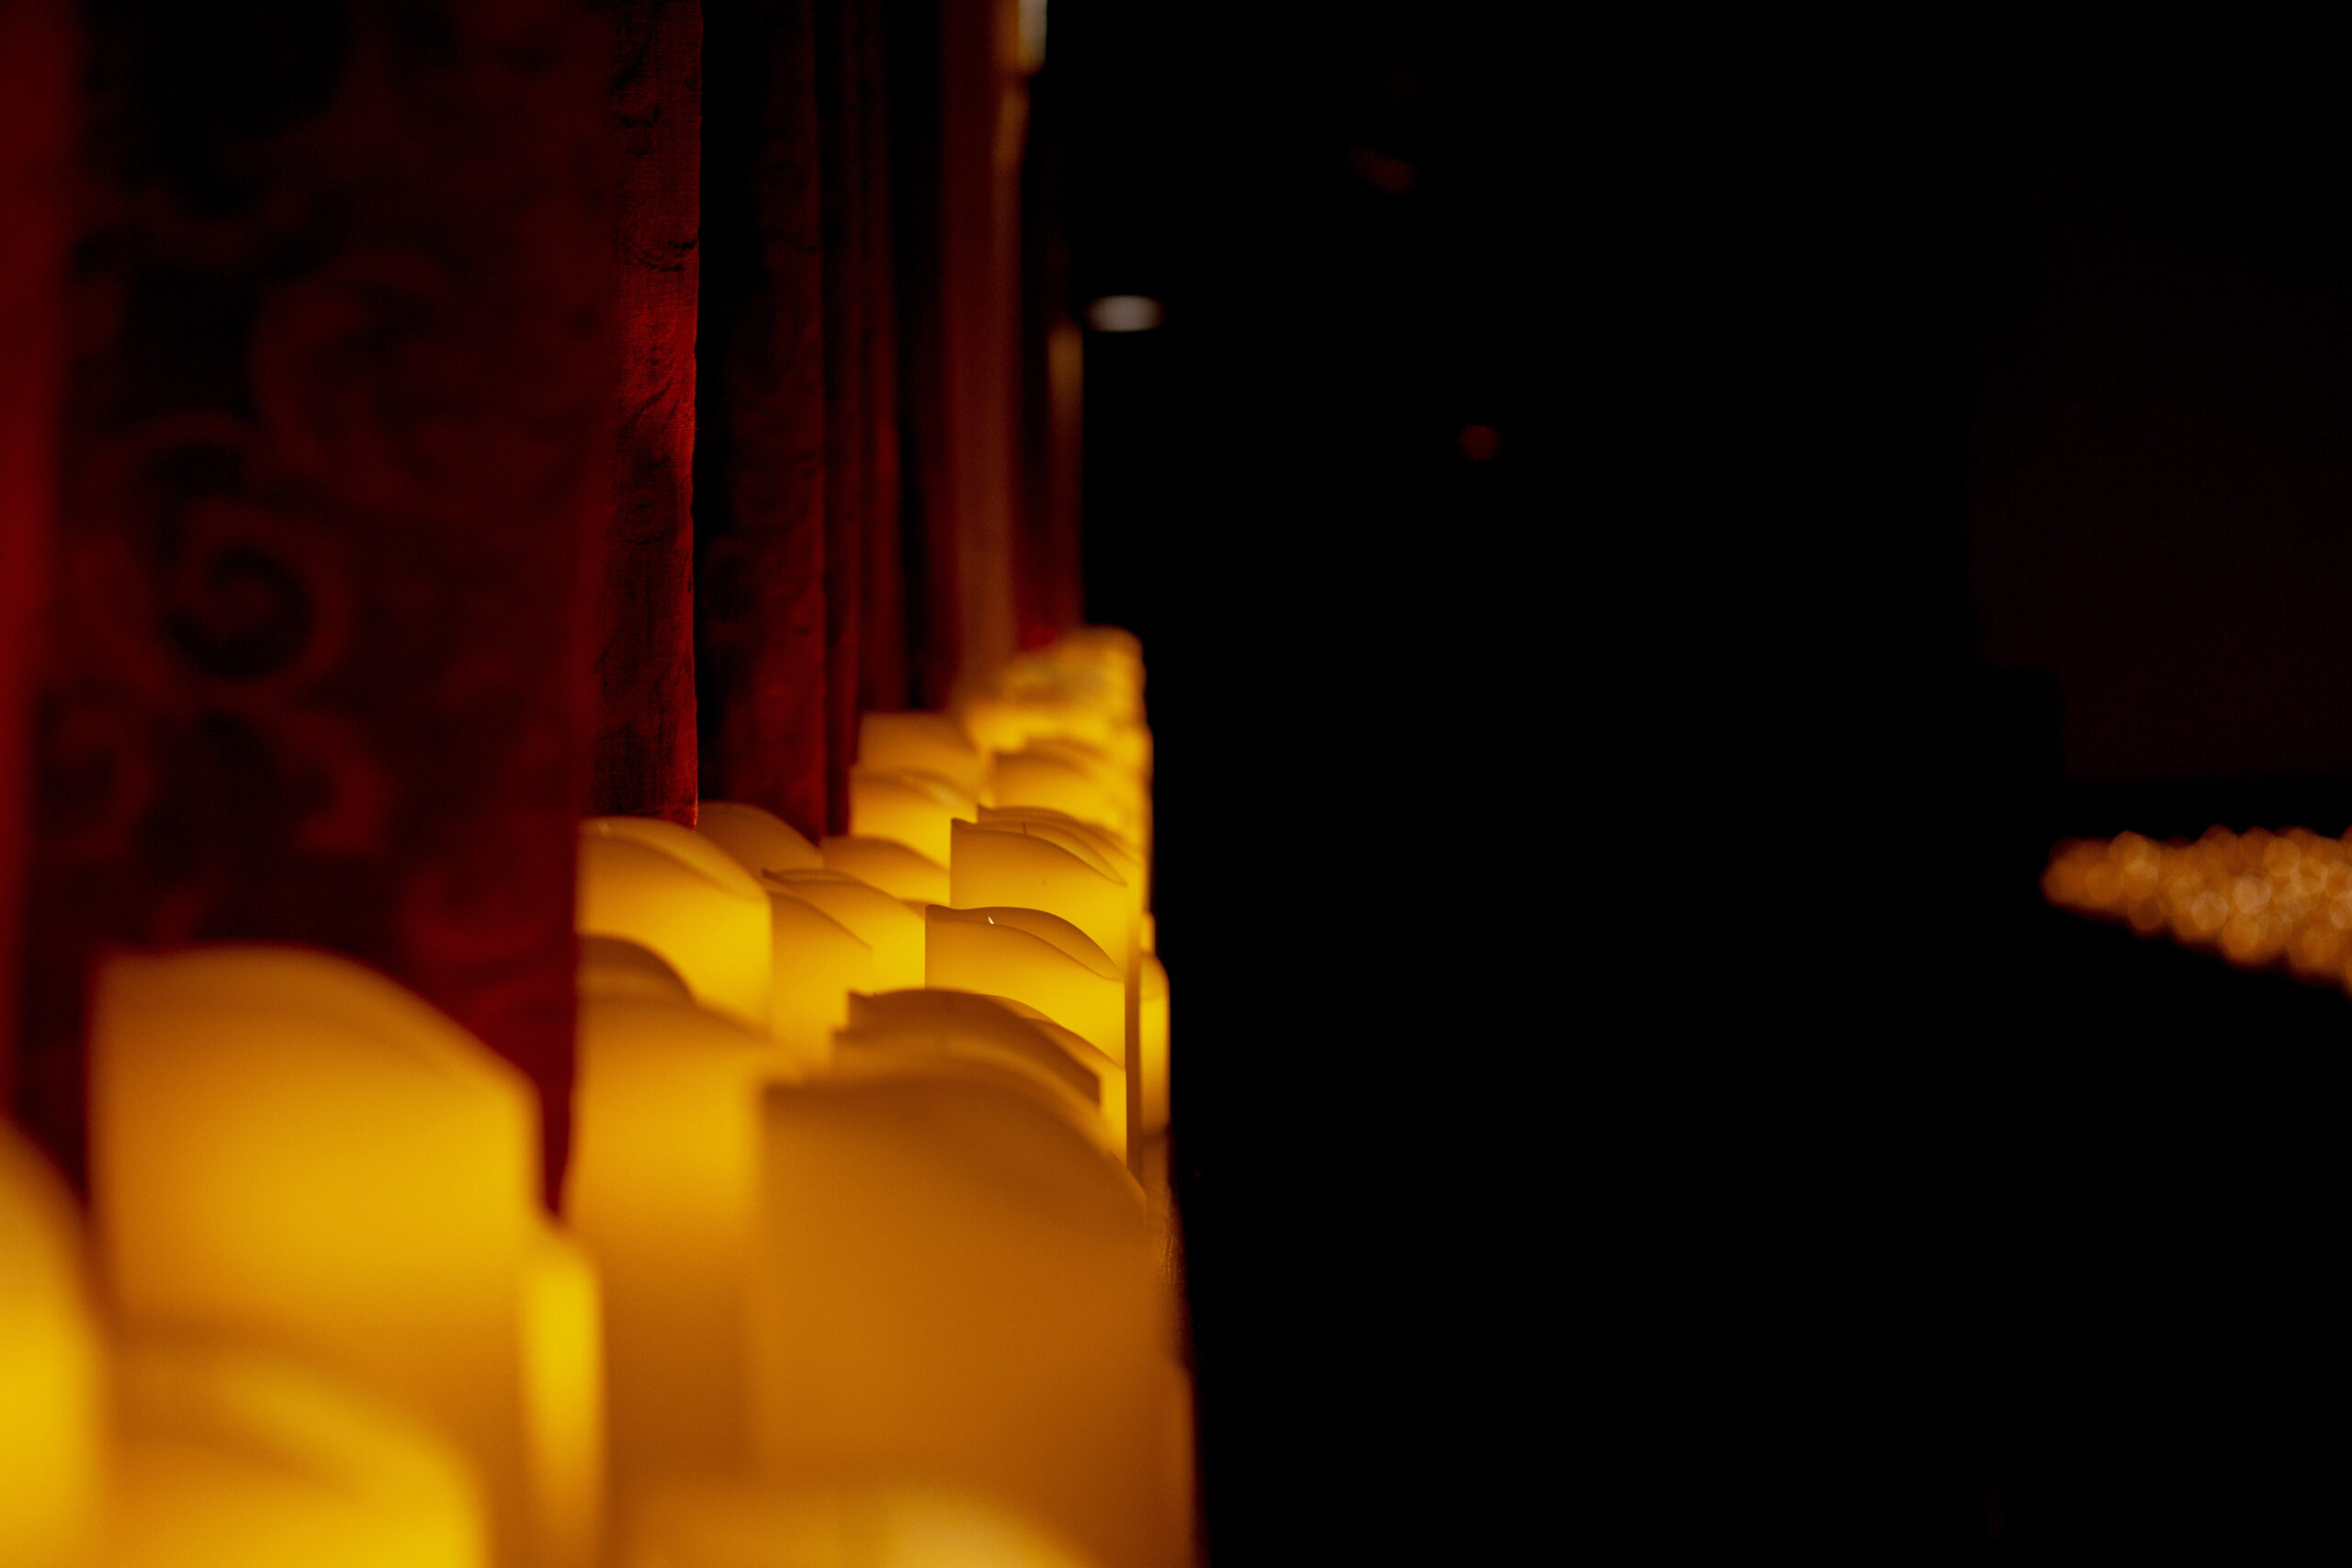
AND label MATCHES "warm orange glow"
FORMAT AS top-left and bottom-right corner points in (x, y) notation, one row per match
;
(102, 1337), (491, 1568)
(695, 800), (827, 878)
(747, 1073), (1191, 1568)
(989, 747), (1138, 845)
(0, 1126), (105, 1568)
(850, 768), (981, 867)
(89, 945), (602, 1568)
(621, 1480), (1104, 1568)
(763, 868), (926, 992)
(2042, 825), (2352, 989)
(925, 905), (1125, 1062)
(842, 989), (1127, 1159)
(761, 892), (873, 1062)
(1139, 953), (1170, 1138)
(580, 817), (774, 1032)
(568, 947), (781, 1497)
(820, 835), (951, 906)
(856, 713), (989, 800)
